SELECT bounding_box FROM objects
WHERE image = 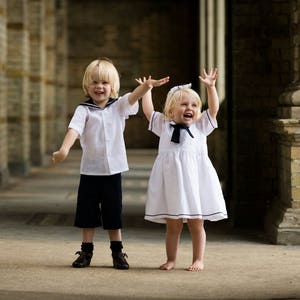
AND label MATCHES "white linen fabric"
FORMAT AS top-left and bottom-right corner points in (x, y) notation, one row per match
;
(69, 93), (138, 175)
(145, 110), (228, 223)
